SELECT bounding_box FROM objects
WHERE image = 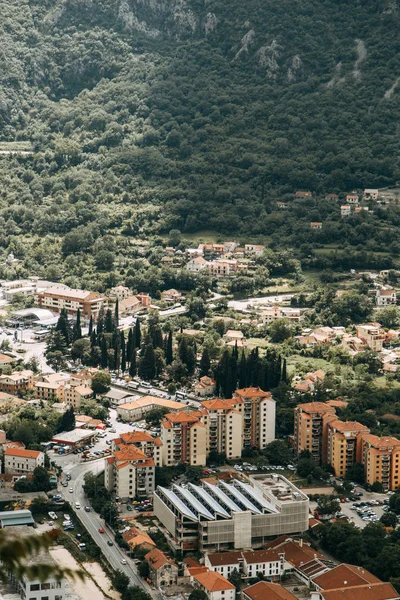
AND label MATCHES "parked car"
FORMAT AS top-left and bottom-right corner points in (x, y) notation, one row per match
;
(98, 528), (104, 533)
